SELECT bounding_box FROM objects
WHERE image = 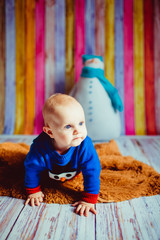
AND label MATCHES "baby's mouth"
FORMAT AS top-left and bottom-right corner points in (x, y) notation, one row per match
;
(73, 136), (82, 140)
